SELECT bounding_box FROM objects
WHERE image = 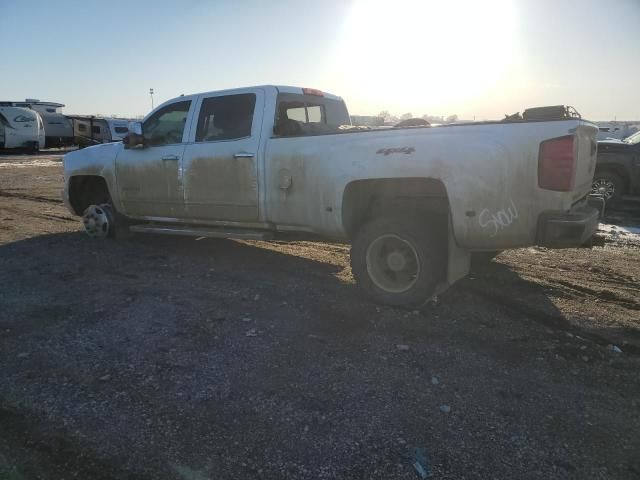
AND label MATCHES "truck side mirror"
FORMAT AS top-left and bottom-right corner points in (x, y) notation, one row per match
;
(124, 121), (144, 149)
